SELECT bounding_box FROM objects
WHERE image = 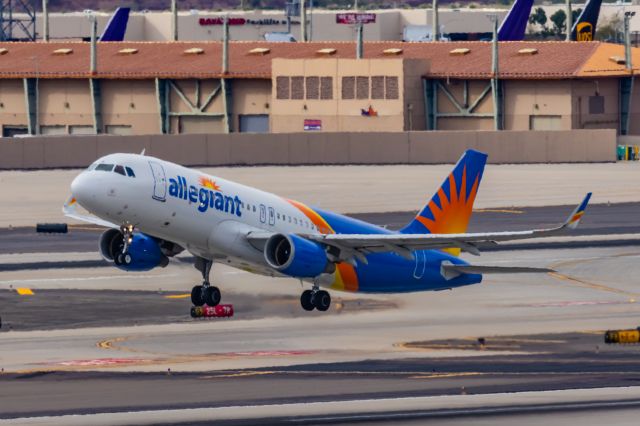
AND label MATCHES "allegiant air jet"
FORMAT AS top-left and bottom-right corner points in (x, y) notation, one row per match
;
(64, 150), (591, 312)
